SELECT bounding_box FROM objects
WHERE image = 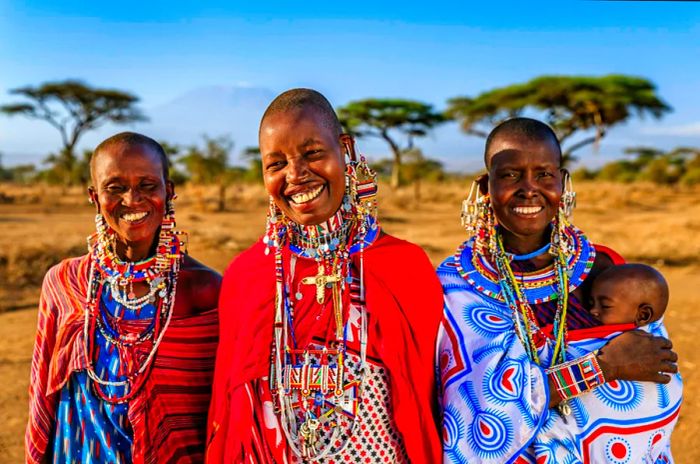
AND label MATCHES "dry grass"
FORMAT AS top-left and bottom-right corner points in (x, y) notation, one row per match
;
(0, 180), (699, 462)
